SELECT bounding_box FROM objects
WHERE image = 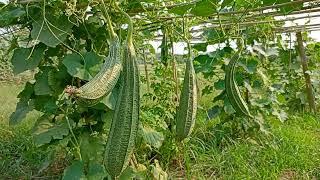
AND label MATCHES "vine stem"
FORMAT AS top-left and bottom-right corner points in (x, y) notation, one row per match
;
(61, 103), (82, 161)
(113, 2), (134, 45)
(100, 0), (116, 39)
